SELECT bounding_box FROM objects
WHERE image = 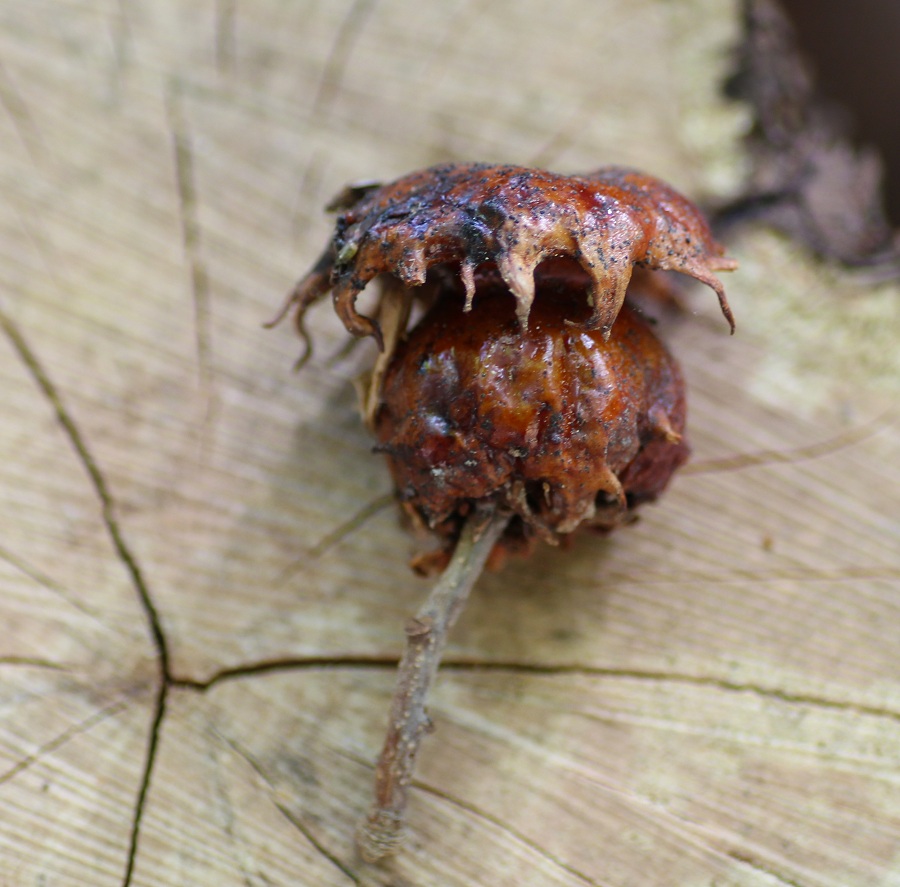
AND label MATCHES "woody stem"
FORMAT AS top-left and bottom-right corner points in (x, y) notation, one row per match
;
(357, 505), (511, 862)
